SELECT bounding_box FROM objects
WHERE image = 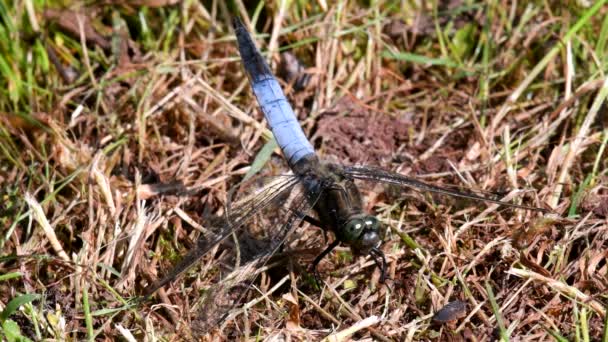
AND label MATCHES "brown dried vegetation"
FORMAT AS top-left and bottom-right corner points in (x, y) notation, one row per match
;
(1, 1), (607, 341)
